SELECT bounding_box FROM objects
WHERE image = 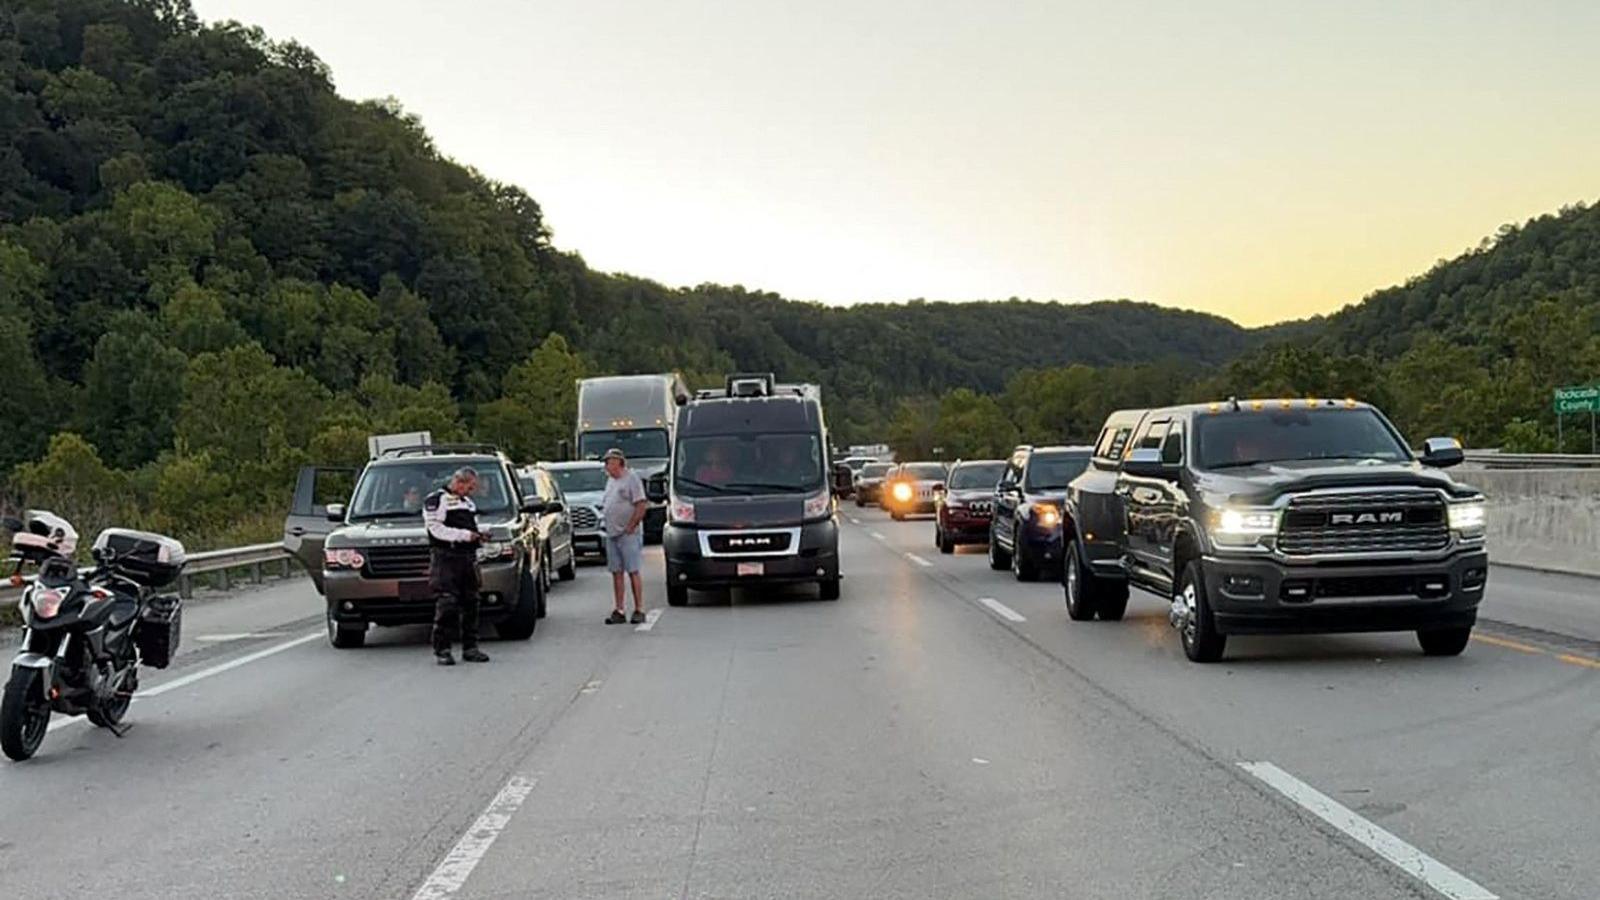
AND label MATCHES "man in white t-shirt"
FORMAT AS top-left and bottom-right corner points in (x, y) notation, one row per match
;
(600, 448), (648, 624)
